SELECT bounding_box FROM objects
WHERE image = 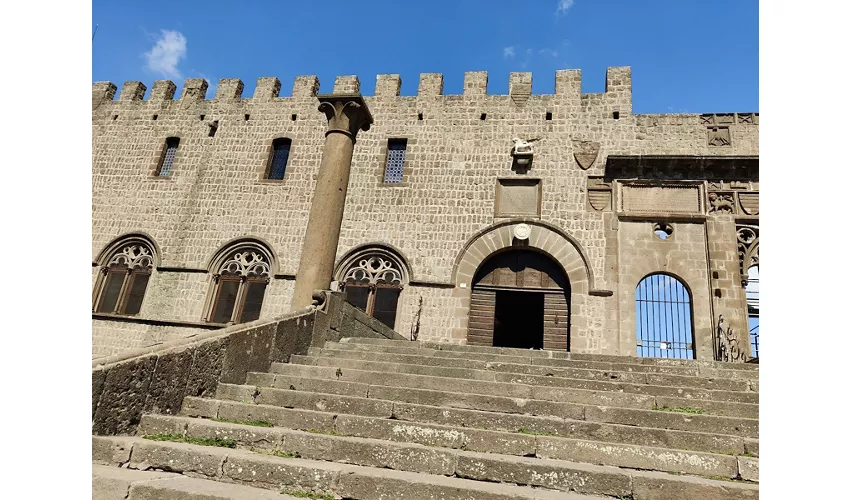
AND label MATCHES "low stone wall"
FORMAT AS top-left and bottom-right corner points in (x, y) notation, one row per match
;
(92, 291), (405, 436)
